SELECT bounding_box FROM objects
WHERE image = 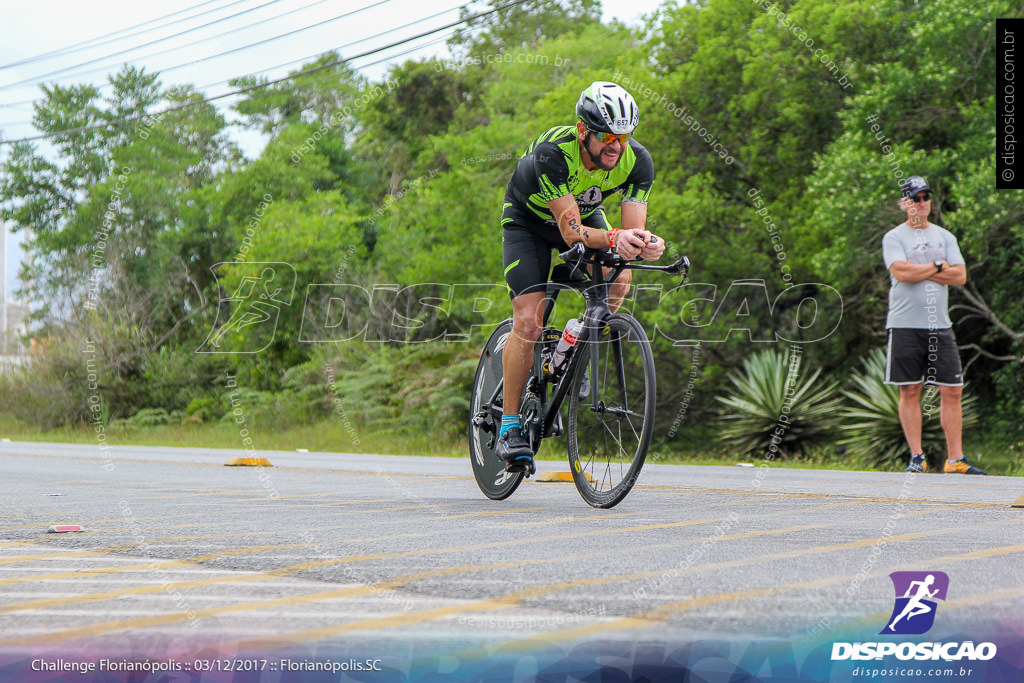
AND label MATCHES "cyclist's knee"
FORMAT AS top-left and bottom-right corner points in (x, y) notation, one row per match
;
(612, 269), (632, 294)
(512, 315), (543, 342)
(510, 292), (545, 342)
